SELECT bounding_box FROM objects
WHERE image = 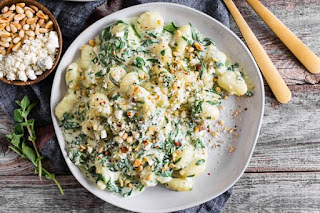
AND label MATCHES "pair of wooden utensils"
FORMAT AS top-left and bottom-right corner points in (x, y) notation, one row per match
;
(223, 0), (320, 103)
